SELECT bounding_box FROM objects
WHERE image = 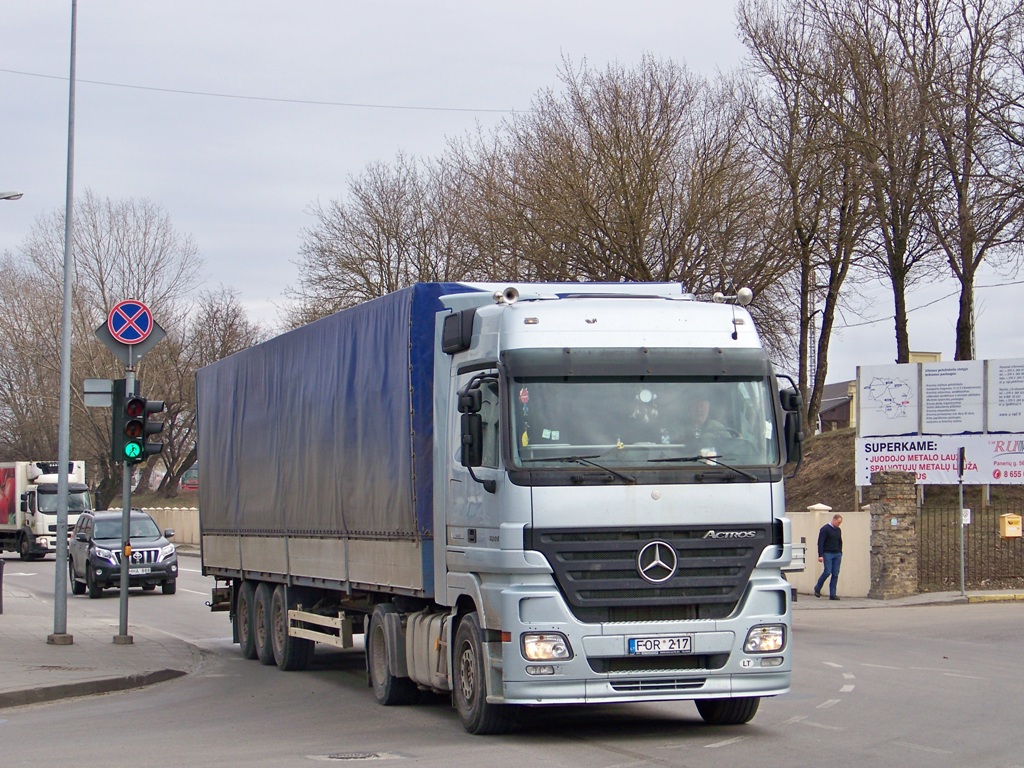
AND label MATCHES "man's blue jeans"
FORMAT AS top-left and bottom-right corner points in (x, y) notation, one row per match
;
(814, 552), (842, 597)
